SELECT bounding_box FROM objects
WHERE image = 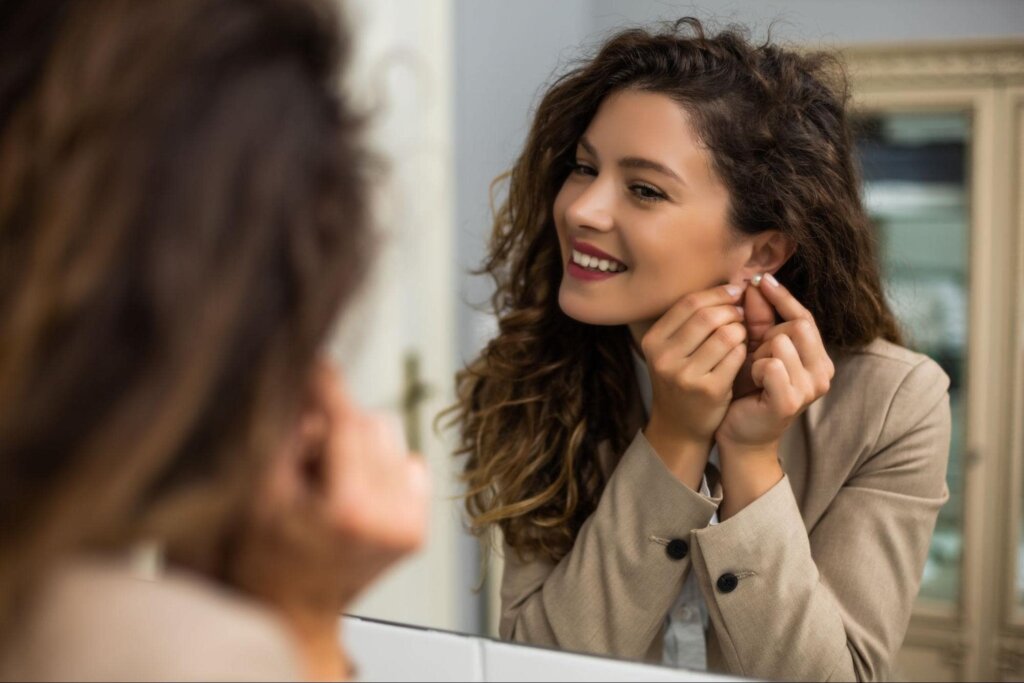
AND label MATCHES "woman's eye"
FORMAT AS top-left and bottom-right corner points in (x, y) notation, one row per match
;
(572, 161), (596, 177)
(631, 183), (666, 202)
